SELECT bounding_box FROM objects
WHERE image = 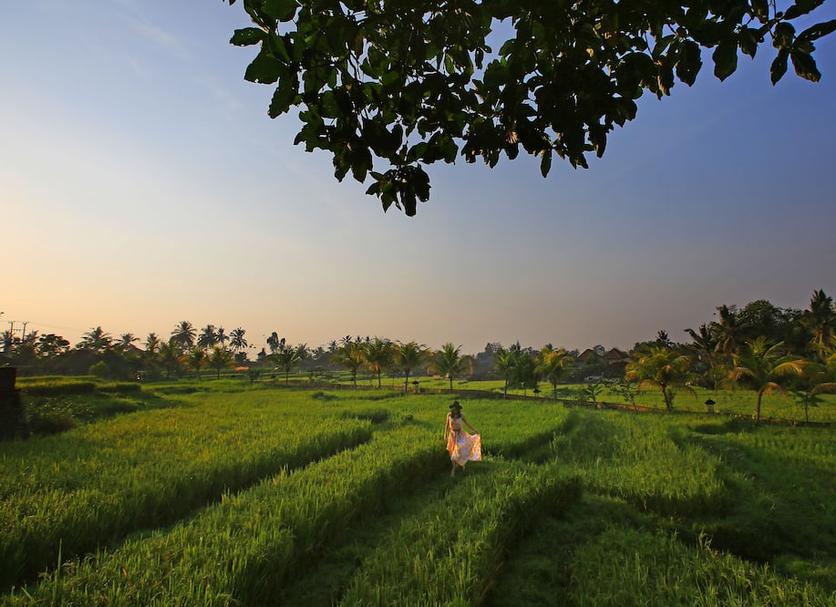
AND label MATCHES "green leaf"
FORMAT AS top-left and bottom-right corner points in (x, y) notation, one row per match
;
(790, 49), (821, 82)
(244, 49), (283, 84)
(230, 27), (265, 47)
(262, 0), (297, 21)
(770, 49), (789, 84)
(784, 0), (824, 20)
(540, 149), (552, 178)
(798, 19), (836, 42)
(676, 40), (702, 86)
(751, 0), (769, 21)
(712, 41), (738, 81)
(268, 77), (297, 117)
